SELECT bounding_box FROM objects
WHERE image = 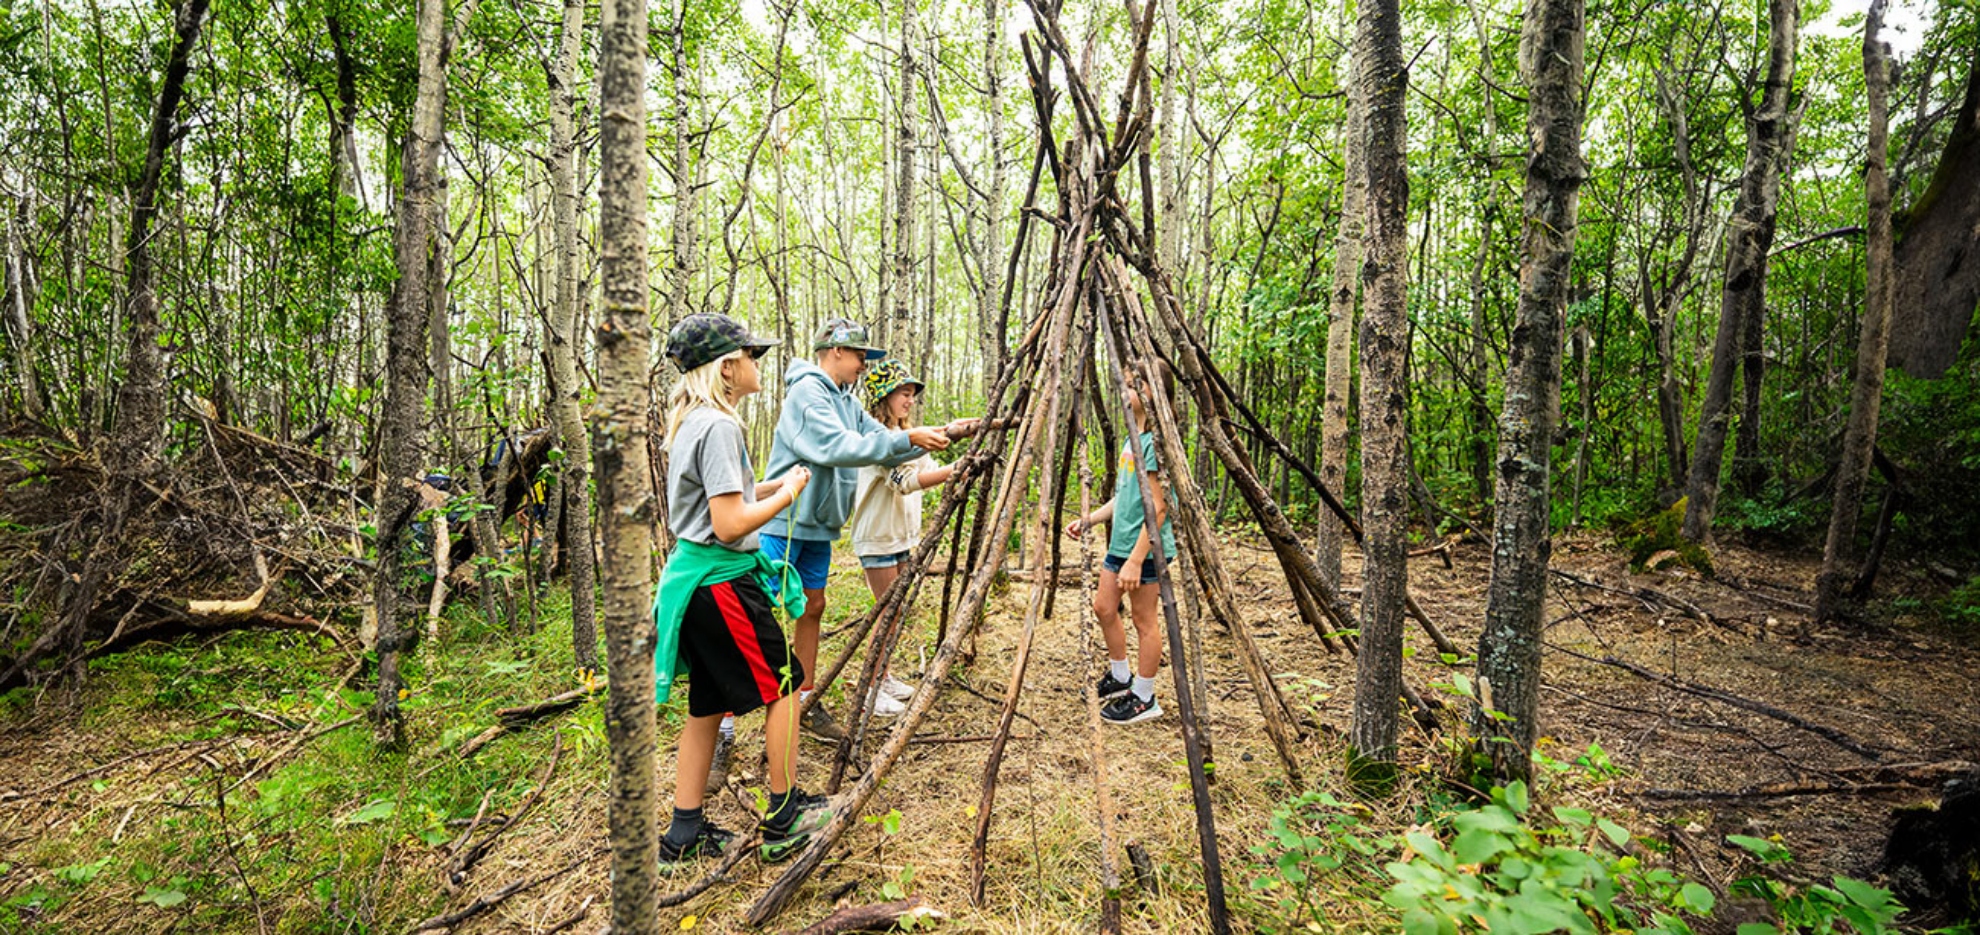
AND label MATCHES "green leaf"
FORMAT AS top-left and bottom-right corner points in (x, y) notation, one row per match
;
(1679, 882), (1716, 914)
(1830, 875), (1894, 911)
(138, 886), (187, 908)
(1734, 923), (1780, 935)
(1452, 828), (1512, 864)
(1551, 806), (1592, 827)
(1596, 818), (1631, 848)
(342, 798), (397, 826)
(1502, 780), (1530, 815)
